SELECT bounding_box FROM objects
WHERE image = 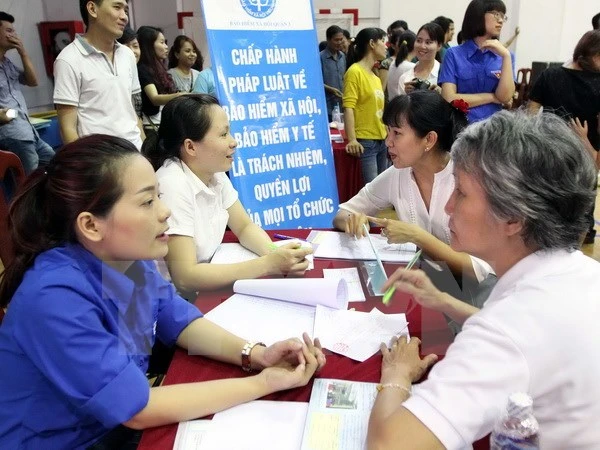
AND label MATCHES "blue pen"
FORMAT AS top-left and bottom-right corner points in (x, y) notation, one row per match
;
(273, 233), (306, 241)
